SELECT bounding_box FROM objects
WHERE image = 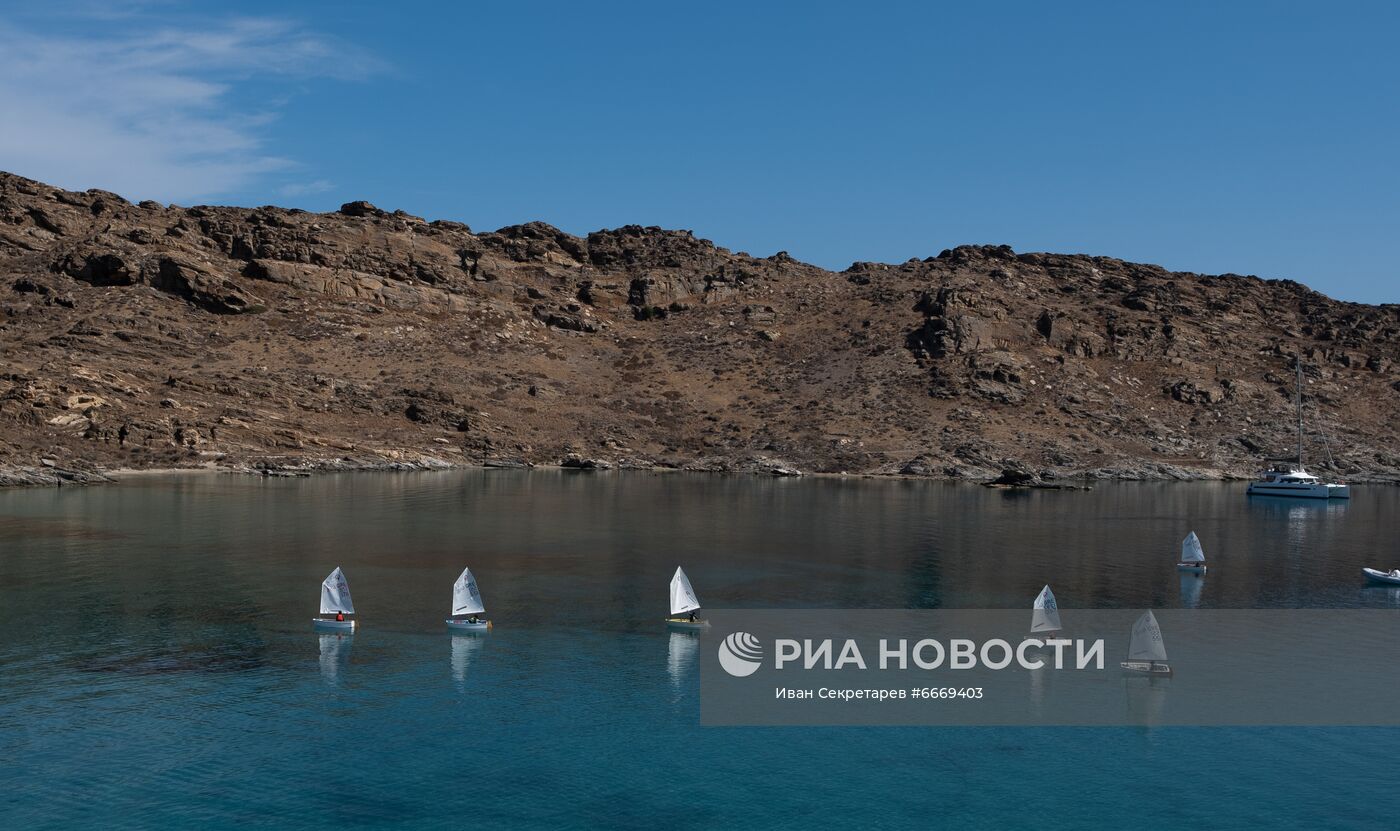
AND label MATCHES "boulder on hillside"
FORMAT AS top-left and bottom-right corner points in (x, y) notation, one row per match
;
(533, 304), (599, 333)
(338, 201), (389, 218)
